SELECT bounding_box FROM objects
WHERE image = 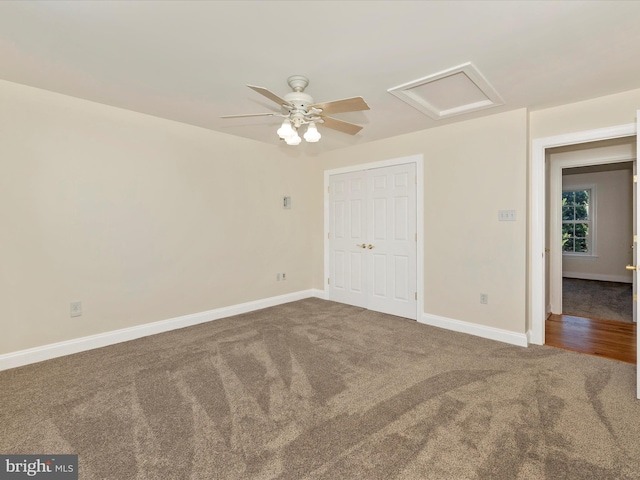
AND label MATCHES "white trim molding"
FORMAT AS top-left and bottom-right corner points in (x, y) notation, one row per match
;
(550, 153), (635, 314)
(2, 288), (530, 372)
(311, 288), (328, 300)
(0, 290), (320, 372)
(529, 123), (636, 345)
(387, 62), (504, 120)
(421, 313), (528, 347)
